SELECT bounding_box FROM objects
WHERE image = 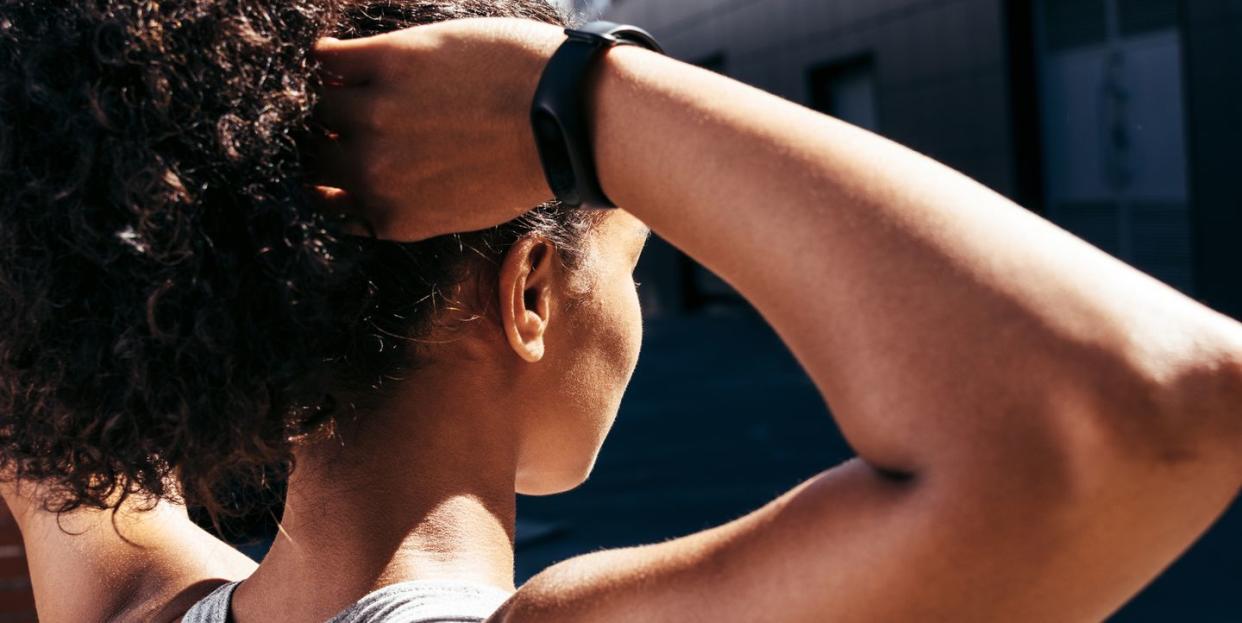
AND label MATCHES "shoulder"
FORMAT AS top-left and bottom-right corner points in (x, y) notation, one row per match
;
(489, 460), (917, 623)
(118, 530), (252, 623)
(28, 502), (253, 623)
(491, 479), (808, 623)
(145, 579), (239, 623)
